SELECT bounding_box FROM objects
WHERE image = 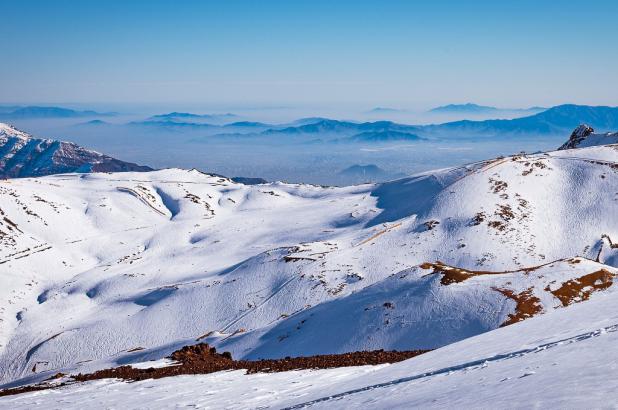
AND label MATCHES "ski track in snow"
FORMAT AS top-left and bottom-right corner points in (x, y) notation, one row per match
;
(283, 323), (618, 409)
(220, 274), (301, 334)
